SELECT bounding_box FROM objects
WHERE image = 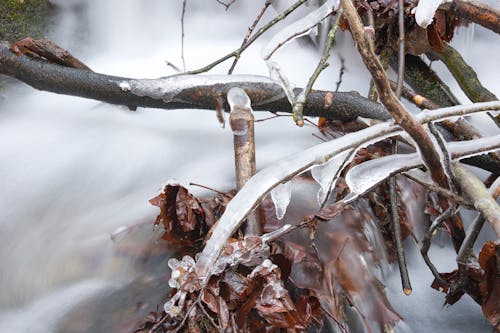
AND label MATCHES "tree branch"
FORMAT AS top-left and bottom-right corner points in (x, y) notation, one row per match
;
(0, 42), (390, 121)
(453, 163), (500, 238)
(440, 0), (500, 34)
(340, 0), (465, 250)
